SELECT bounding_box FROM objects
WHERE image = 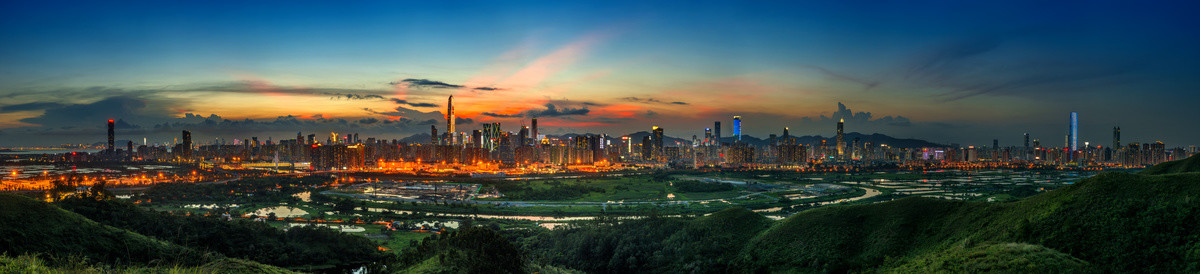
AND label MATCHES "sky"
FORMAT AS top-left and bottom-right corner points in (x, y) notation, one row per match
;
(1, 0), (1198, 147)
